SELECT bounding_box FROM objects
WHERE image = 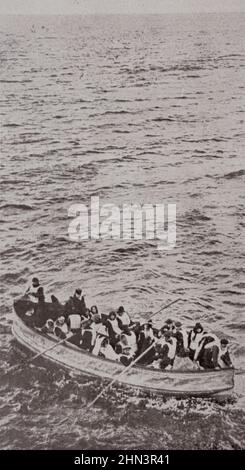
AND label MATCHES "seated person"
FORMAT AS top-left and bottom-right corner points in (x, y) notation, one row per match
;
(41, 319), (55, 335)
(164, 319), (176, 333)
(25, 277), (45, 304)
(151, 342), (164, 369)
(132, 321), (141, 341)
(64, 288), (86, 318)
(92, 314), (108, 337)
(104, 311), (122, 347)
(136, 323), (155, 365)
(79, 319), (97, 352)
(155, 328), (165, 345)
(98, 338), (120, 362)
(117, 306), (131, 330)
(92, 334), (106, 356)
(218, 339), (232, 368)
(90, 305), (101, 321)
(83, 308), (92, 320)
(174, 321), (189, 357)
(115, 334), (134, 366)
(123, 327), (138, 356)
(158, 332), (177, 370)
(188, 322), (205, 361)
(54, 316), (69, 339)
(161, 324), (171, 334)
(116, 331), (137, 356)
(137, 322), (154, 351)
(194, 332), (221, 369)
